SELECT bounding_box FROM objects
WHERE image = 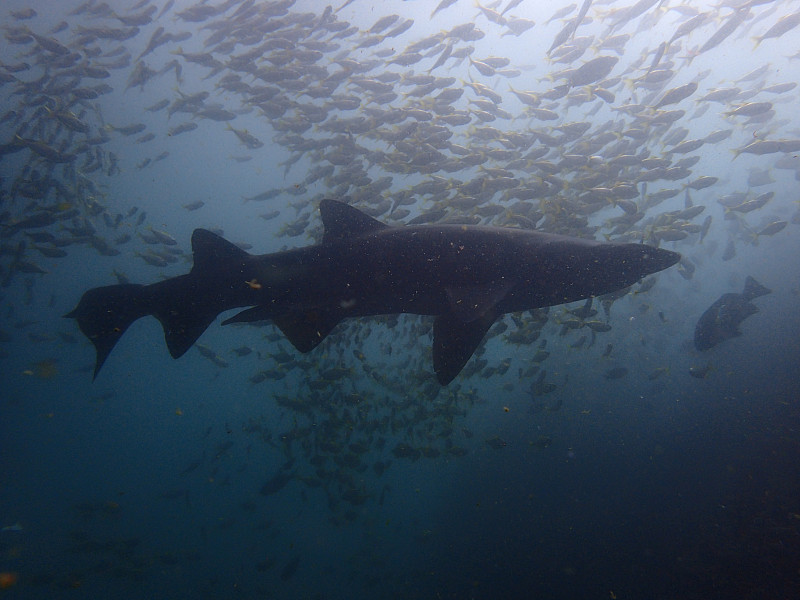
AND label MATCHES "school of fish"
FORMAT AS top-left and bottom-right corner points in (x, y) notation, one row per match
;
(1, 0), (799, 556)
